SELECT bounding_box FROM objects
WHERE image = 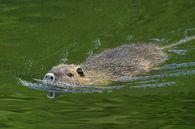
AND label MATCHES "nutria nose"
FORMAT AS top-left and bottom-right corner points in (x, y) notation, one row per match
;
(44, 73), (55, 82)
